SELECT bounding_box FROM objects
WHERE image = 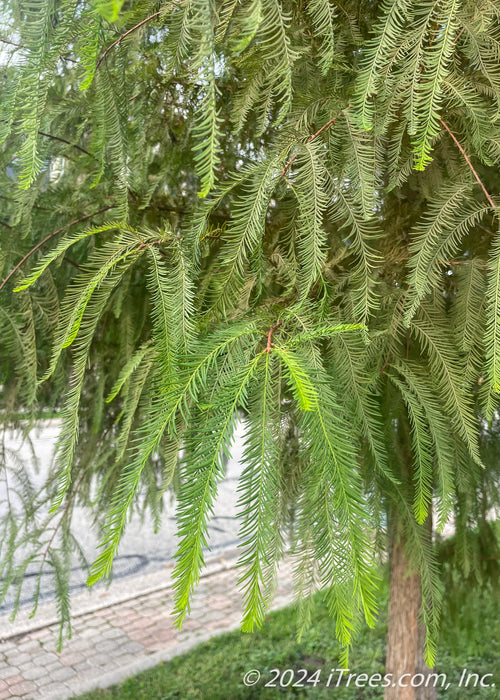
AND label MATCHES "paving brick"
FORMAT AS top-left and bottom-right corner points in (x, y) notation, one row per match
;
(119, 641), (144, 654)
(145, 628), (176, 644)
(101, 627), (127, 640)
(94, 639), (119, 653)
(204, 619), (233, 632)
(199, 609), (225, 623)
(44, 659), (65, 673)
(126, 628), (155, 645)
(138, 619), (167, 634)
(57, 651), (85, 668)
(39, 681), (71, 697)
(110, 653), (141, 668)
(4, 676), (23, 688)
(36, 672), (65, 688)
(0, 640), (16, 654)
(7, 680), (36, 696)
(108, 607), (140, 620)
(110, 635), (132, 649)
(147, 638), (177, 652)
(136, 606), (161, 618)
(50, 666), (76, 683)
(19, 664), (51, 682)
(180, 619), (202, 631)
(16, 641), (41, 654)
(79, 617), (101, 630)
(31, 652), (59, 666)
(3, 654), (30, 668)
(206, 594), (231, 609)
(0, 668), (19, 681)
(58, 638), (92, 654)
(72, 626), (98, 640)
(83, 654), (111, 670)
